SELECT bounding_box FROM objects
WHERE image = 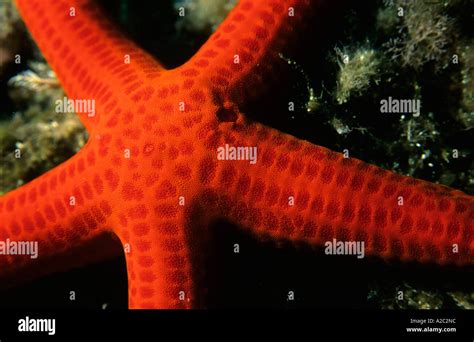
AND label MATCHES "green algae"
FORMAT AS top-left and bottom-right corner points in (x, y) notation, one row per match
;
(174, 0), (238, 34)
(0, 0), (86, 195)
(0, 65), (87, 194)
(335, 47), (380, 104)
